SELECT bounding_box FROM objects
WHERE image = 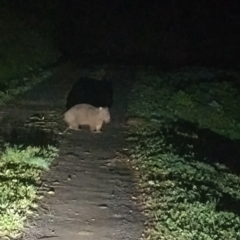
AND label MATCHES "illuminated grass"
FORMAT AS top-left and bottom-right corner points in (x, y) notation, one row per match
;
(127, 67), (240, 240)
(0, 144), (58, 238)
